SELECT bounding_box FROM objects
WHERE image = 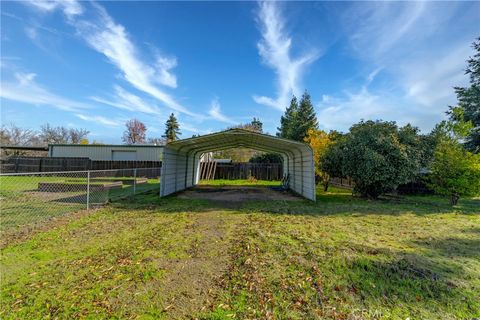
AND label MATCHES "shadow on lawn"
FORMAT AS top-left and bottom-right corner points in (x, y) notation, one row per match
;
(413, 237), (480, 259)
(346, 252), (477, 311)
(117, 189), (480, 217)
